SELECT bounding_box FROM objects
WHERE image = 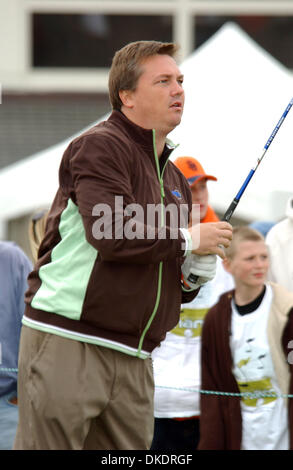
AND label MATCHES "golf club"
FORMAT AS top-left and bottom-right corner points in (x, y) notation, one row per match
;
(188, 97), (293, 285)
